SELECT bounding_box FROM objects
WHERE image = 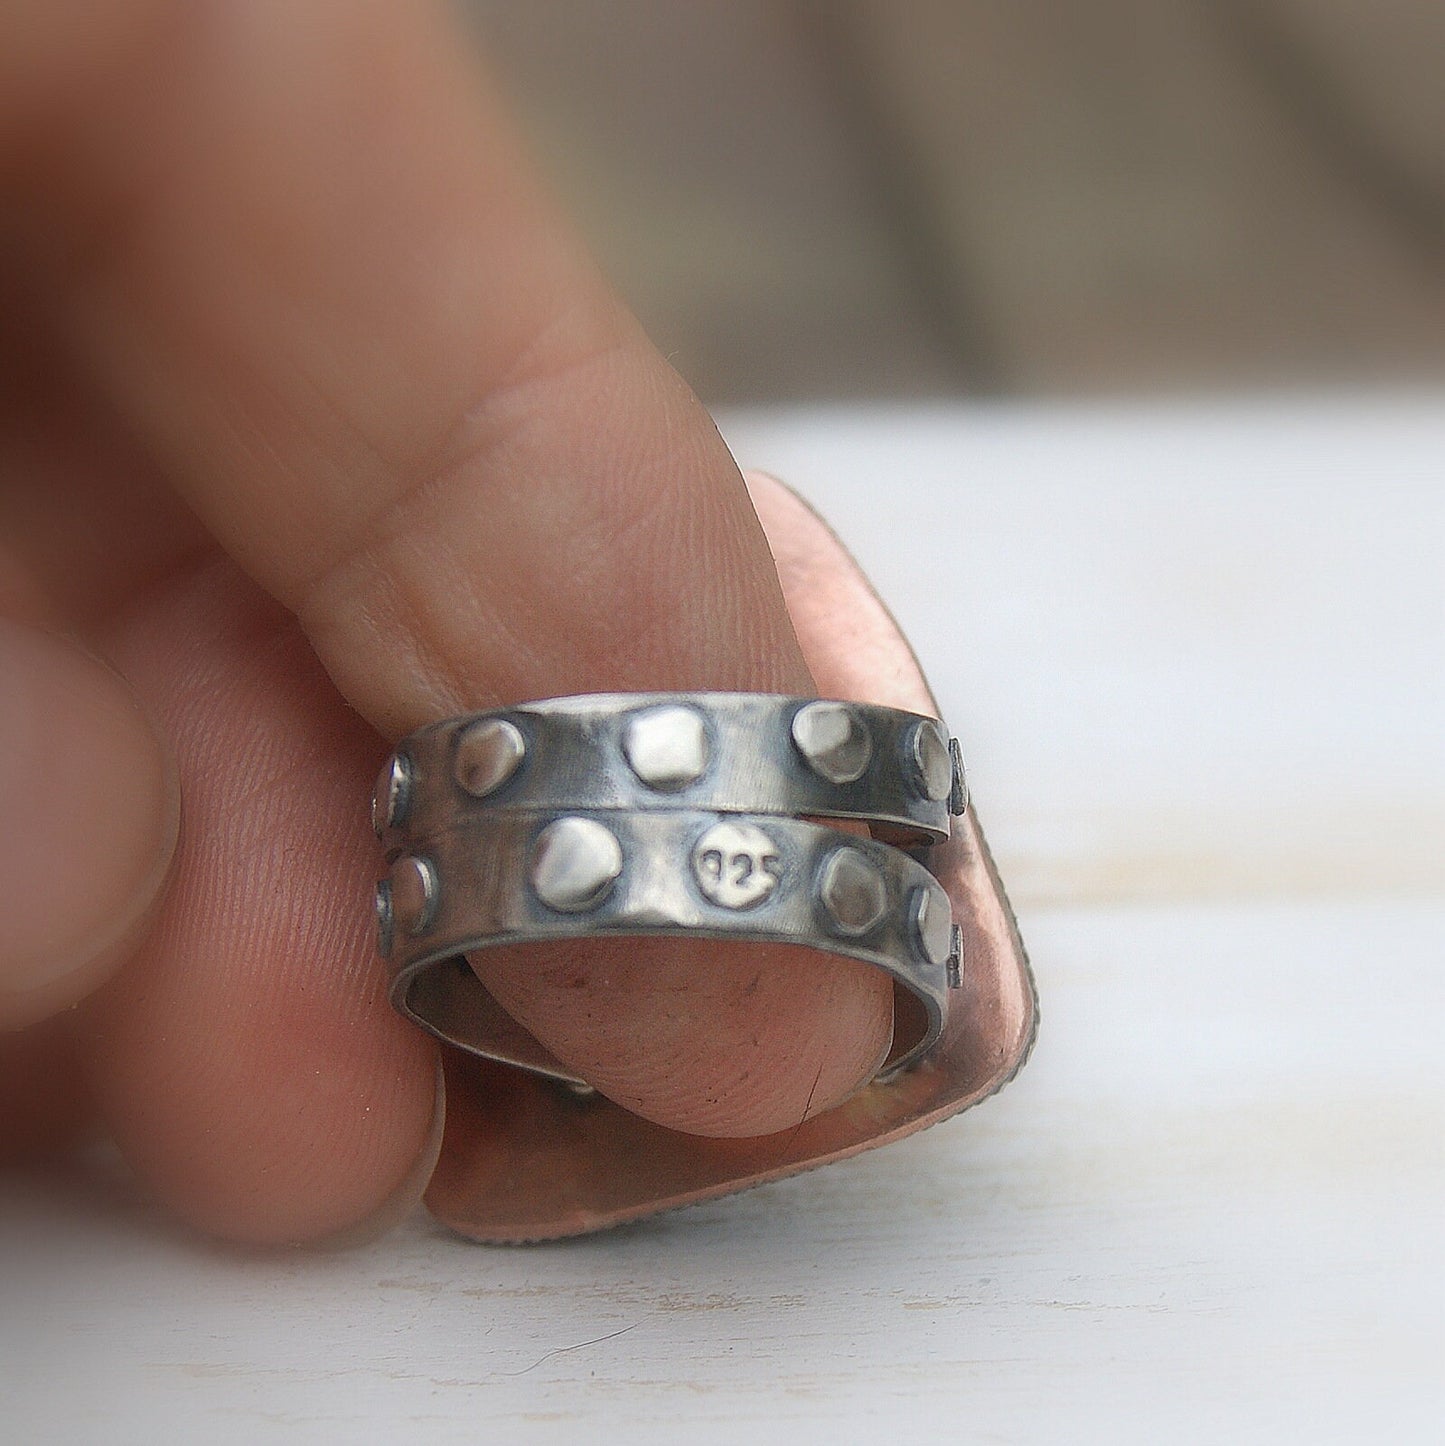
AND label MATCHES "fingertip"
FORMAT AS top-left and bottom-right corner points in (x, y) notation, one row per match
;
(0, 620), (178, 1028)
(80, 571), (447, 1247)
(100, 1005), (443, 1248)
(478, 937), (894, 1139)
(311, 1054), (447, 1250)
